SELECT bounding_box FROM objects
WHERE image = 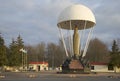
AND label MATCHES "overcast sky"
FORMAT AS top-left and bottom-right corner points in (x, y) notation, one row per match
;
(0, 0), (120, 46)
